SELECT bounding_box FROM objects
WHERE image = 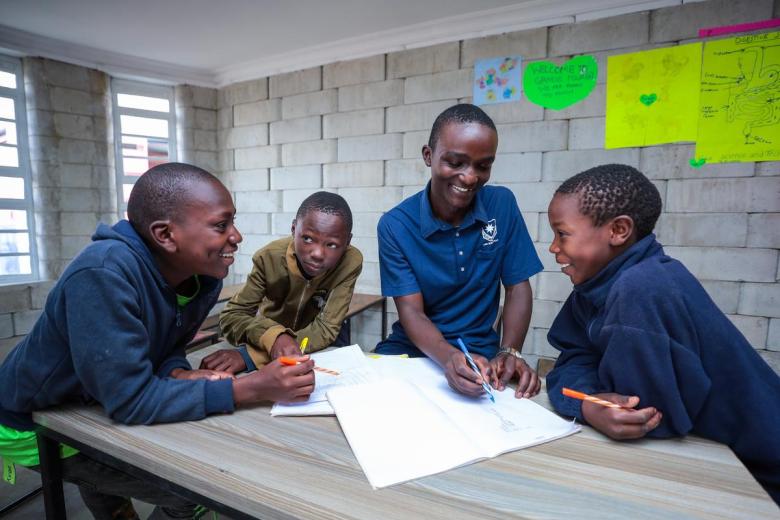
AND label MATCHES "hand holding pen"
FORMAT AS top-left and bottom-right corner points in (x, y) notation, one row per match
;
(441, 338), (494, 402)
(563, 388), (663, 440)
